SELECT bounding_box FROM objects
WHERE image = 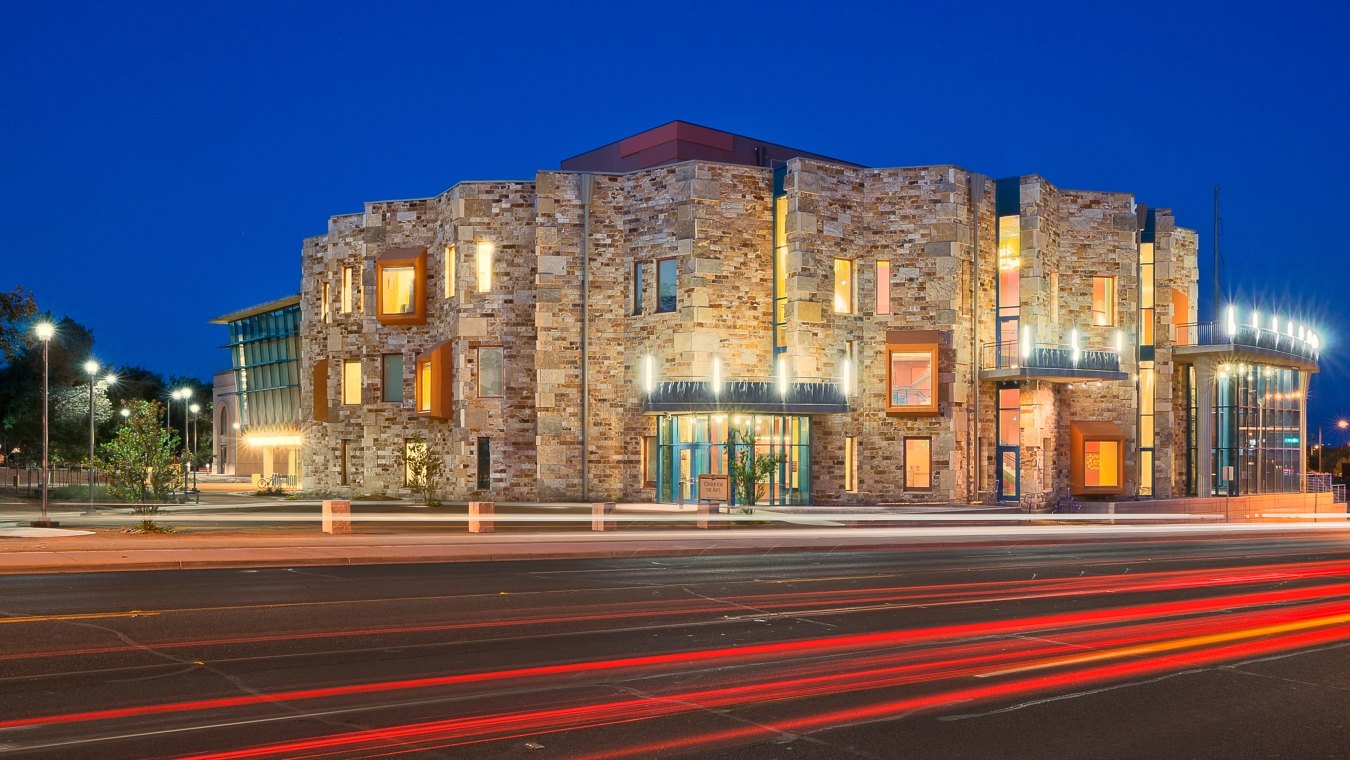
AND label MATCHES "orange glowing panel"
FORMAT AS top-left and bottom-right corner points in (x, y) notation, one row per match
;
(375, 247), (427, 325)
(414, 340), (453, 419)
